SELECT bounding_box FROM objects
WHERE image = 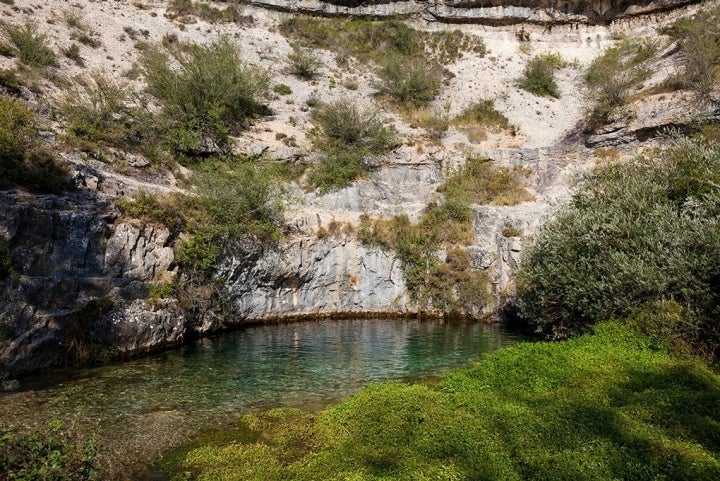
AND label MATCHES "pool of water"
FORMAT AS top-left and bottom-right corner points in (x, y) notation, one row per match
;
(0, 318), (525, 477)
